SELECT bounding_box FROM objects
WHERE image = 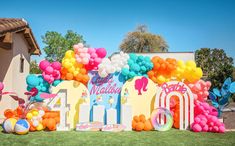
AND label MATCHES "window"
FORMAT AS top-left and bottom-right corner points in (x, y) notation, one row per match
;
(20, 57), (24, 73)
